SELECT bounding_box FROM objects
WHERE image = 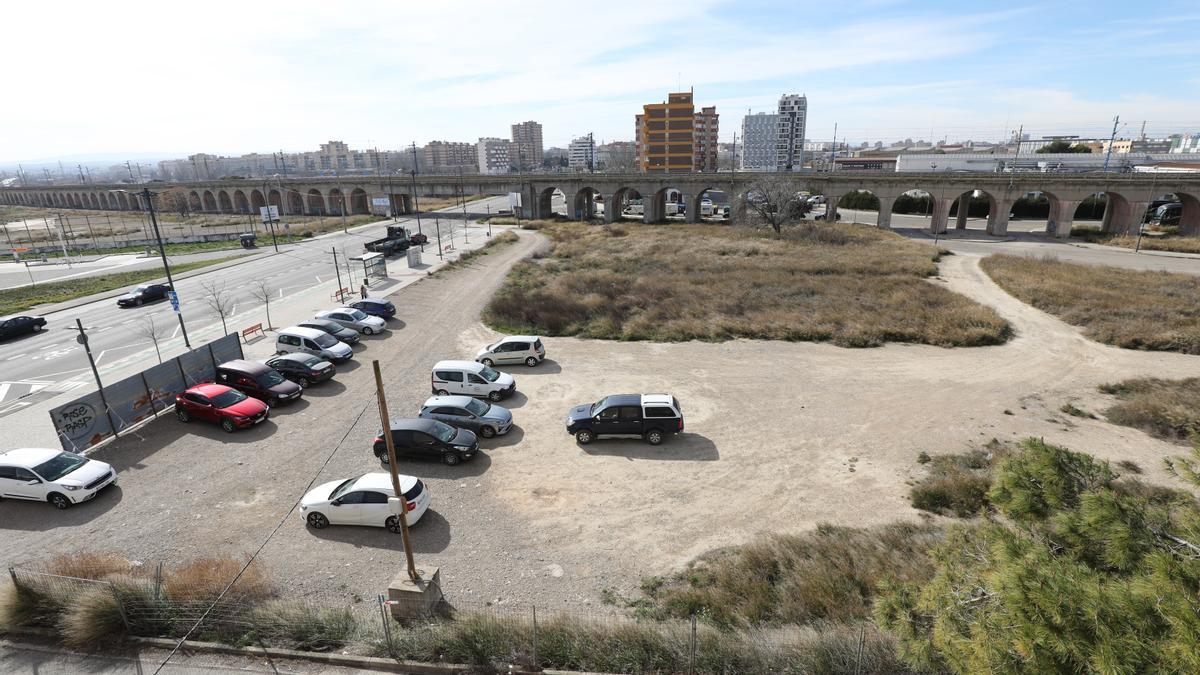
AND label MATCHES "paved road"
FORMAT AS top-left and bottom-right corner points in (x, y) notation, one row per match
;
(0, 248), (256, 290)
(0, 196), (509, 416)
